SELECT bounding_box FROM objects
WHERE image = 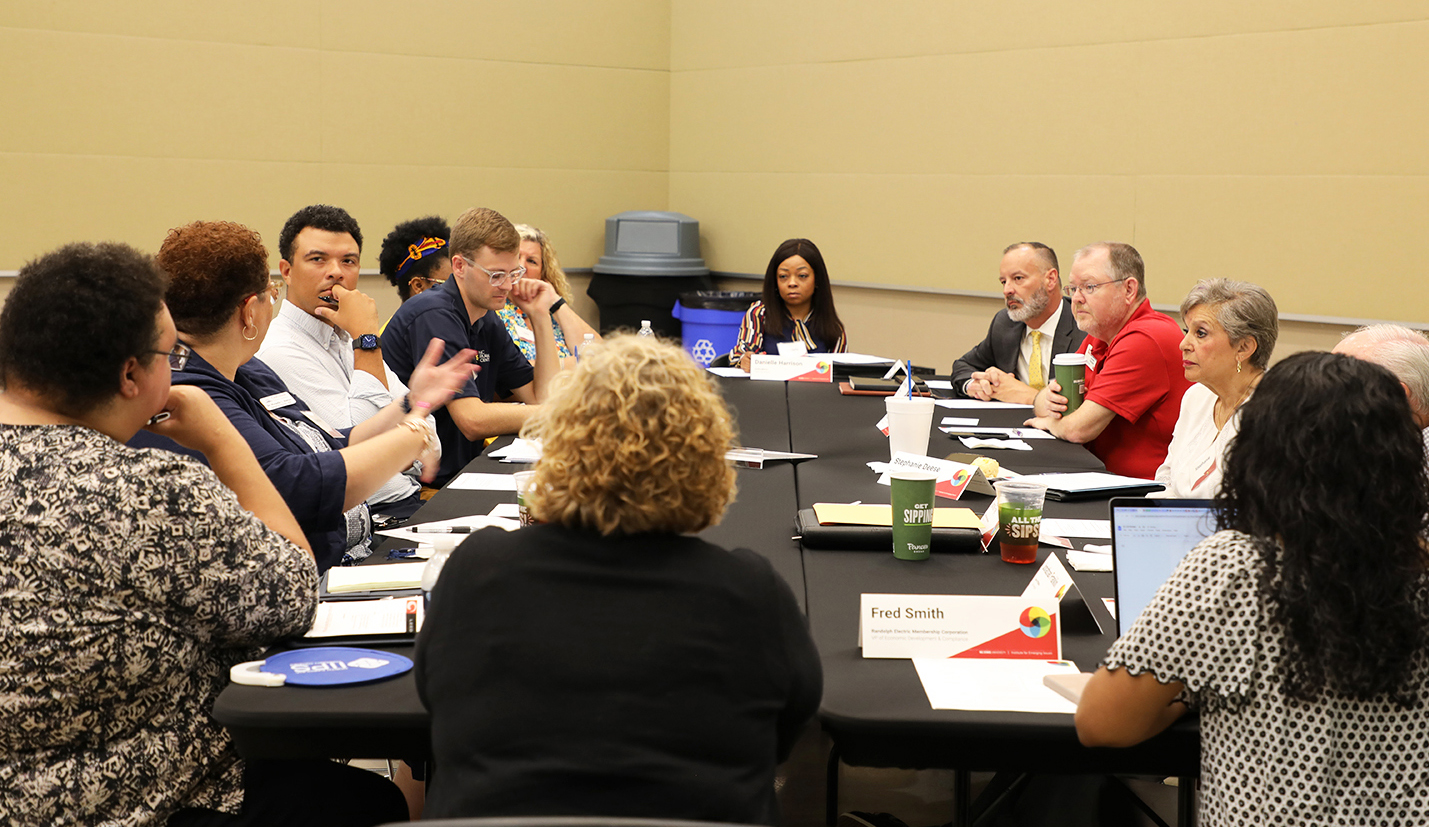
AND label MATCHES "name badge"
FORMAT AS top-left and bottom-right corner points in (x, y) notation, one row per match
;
(259, 391), (297, 411)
